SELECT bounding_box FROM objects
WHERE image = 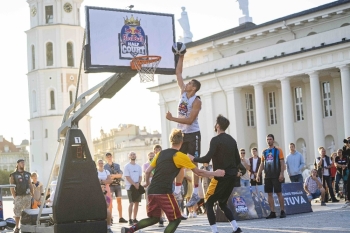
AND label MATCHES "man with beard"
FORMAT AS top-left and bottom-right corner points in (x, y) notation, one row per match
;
(9, 159), (34, 233)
